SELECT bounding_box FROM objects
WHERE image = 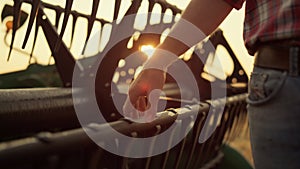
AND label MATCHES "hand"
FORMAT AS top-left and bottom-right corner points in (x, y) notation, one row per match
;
(123, 68), (166, 122)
